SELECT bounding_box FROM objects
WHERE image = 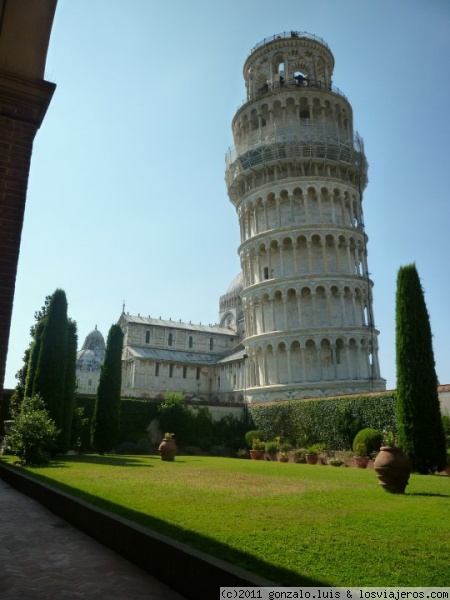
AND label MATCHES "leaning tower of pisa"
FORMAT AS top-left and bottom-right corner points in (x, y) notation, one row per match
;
(225, 31), (386, 403)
